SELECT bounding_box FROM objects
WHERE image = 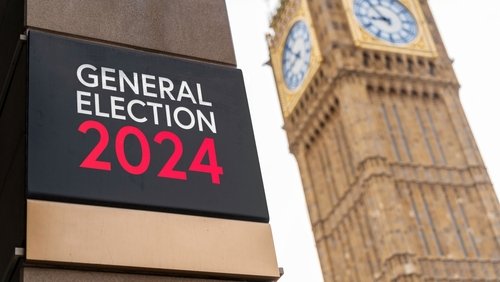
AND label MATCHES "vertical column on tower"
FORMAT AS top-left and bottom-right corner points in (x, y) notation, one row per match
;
(335, 75), (421, 280)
